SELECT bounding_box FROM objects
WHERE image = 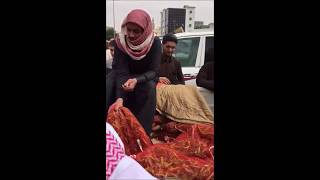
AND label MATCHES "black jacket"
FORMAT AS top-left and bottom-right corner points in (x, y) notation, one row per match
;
(196, 61), (214, 91)
(159, 55), (185, 85)
(113, 37), (161, 99)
